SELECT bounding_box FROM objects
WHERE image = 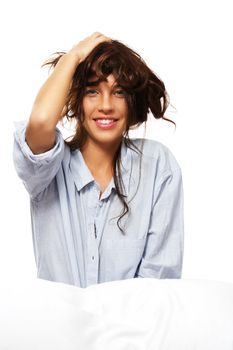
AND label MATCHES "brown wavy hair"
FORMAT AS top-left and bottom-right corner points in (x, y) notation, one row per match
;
(43, 39), (174, 234)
